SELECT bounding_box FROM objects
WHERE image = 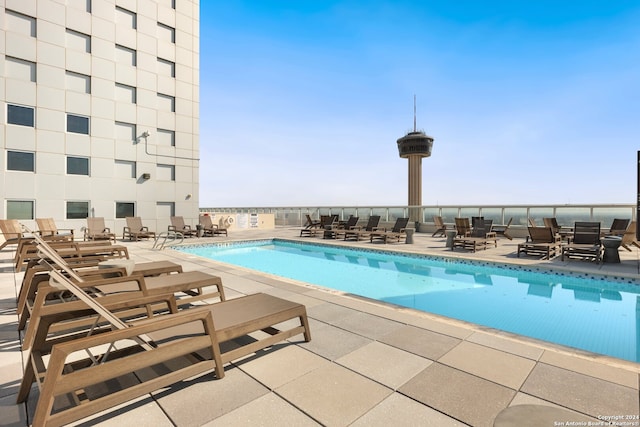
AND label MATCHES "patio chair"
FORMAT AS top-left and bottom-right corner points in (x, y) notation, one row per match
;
(543, 217), (573, 240)
(84, 217), (116, 242)
(452, 219), (497, 252)
(342, 215), (381, 241)
(432, 215), (447, 237)
(561, 221), (602, 262)
(369, 217), (410, 243)
(324, 215), (358, 239)
(620, 221), (640, 251)
(0, 219), (24, 250)
(123, 217), (156, 241)
(302, 214), (321, 230)
(528, 218), (537, 227)
(601, 218), (630, 237)
(300, 214), (337, 237)
(492, 217), (513, 240)
(518, 227), (561, 259)
(19, 269), (311, 427)
(36, 218), (74, 241)
(169, 216), (198, 237)
(454, 218), (472, 237)
(199, 214), (228, 237)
